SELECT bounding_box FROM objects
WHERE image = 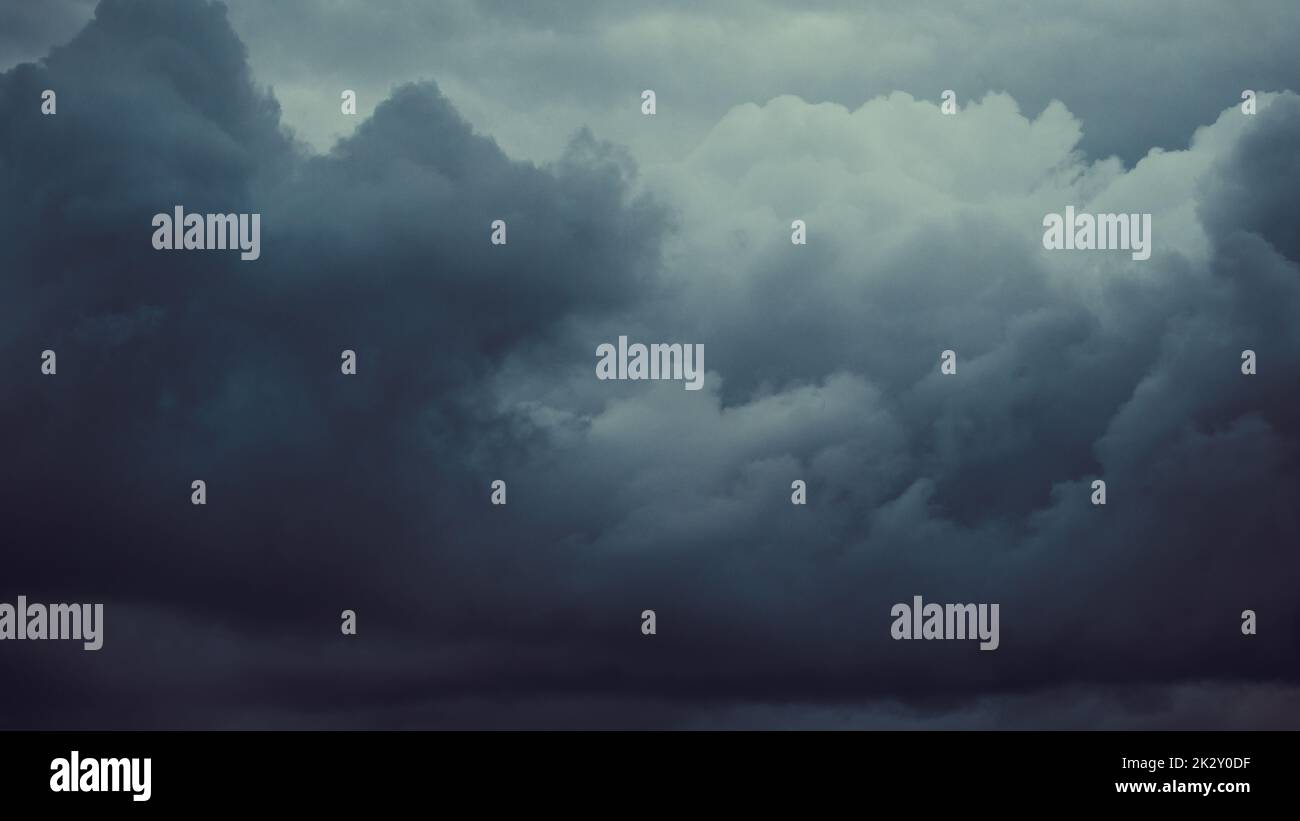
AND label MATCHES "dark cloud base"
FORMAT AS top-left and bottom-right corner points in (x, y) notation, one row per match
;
(1, 0), (1298, 730)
